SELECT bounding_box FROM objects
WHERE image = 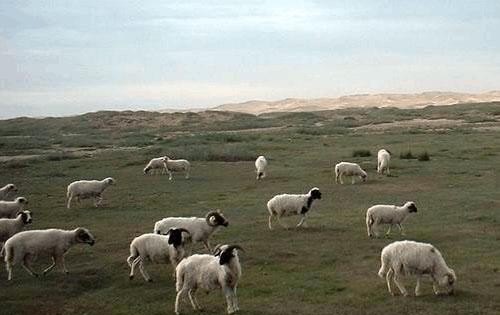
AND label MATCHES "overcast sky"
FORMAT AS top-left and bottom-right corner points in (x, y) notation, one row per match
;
(1, 1), (500, 118)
